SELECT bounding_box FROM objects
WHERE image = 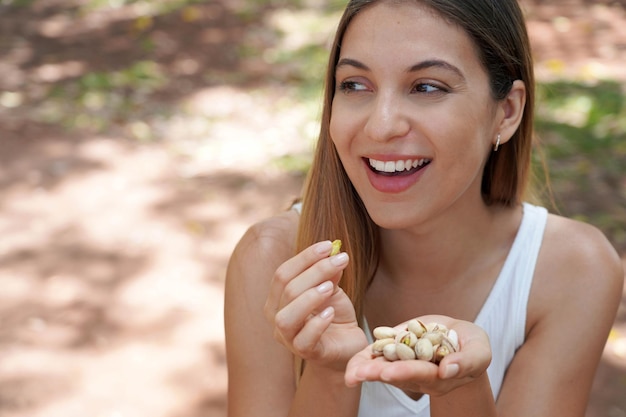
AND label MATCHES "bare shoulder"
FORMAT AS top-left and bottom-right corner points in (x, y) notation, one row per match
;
(530, 212), (624, 327)
(227, 209), (300, 294)
(496, 213), (624, 414)
(540, 213), (622, 285)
